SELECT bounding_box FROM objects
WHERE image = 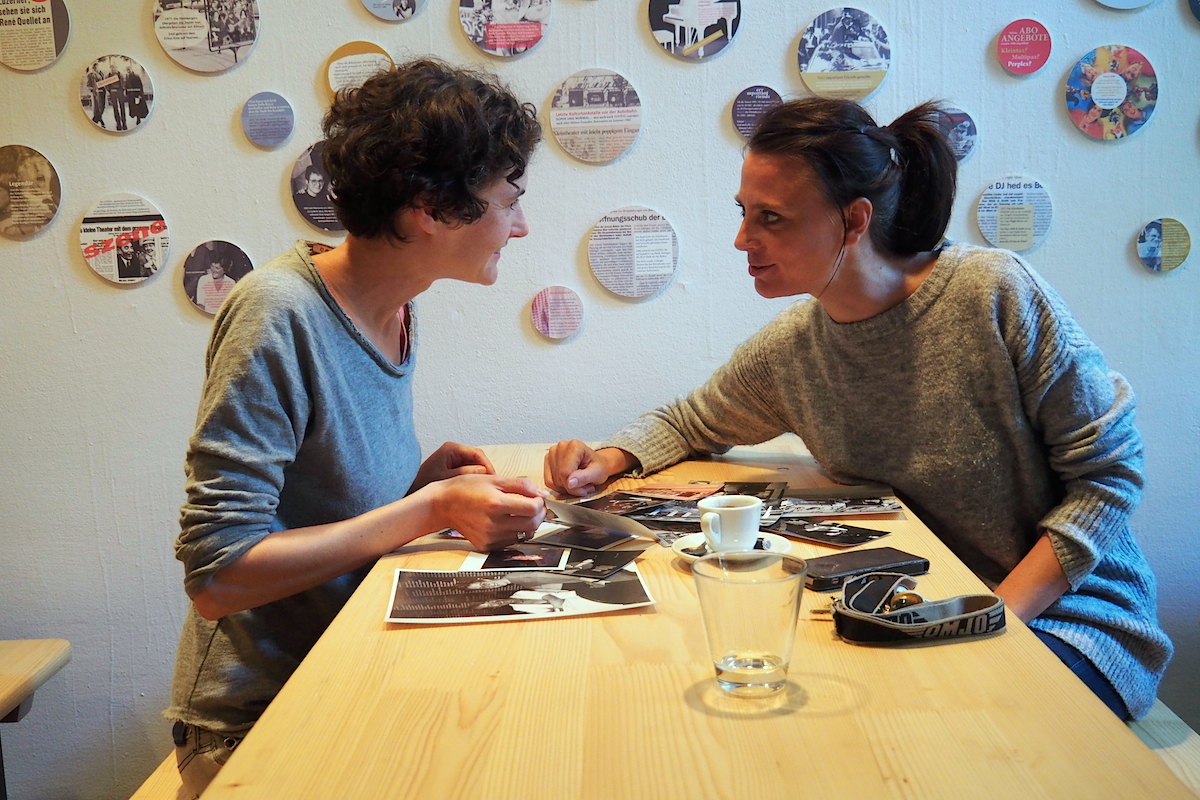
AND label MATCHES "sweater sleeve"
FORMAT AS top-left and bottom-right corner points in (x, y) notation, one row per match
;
(1005, 265), (1144, 590)
(602, 315), (798, 476)
(175, 286), (312, 598)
